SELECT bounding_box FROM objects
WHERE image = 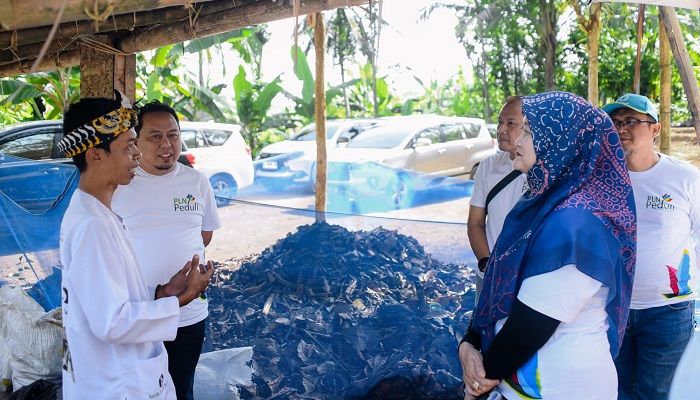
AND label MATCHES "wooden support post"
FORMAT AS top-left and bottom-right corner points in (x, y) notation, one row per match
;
(659, 14), (672, 154)
(659, 6), (700, 144)
(113, 53), (136, 101)
(79, 35), (135, 101)
(313, 13), (327, 222)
